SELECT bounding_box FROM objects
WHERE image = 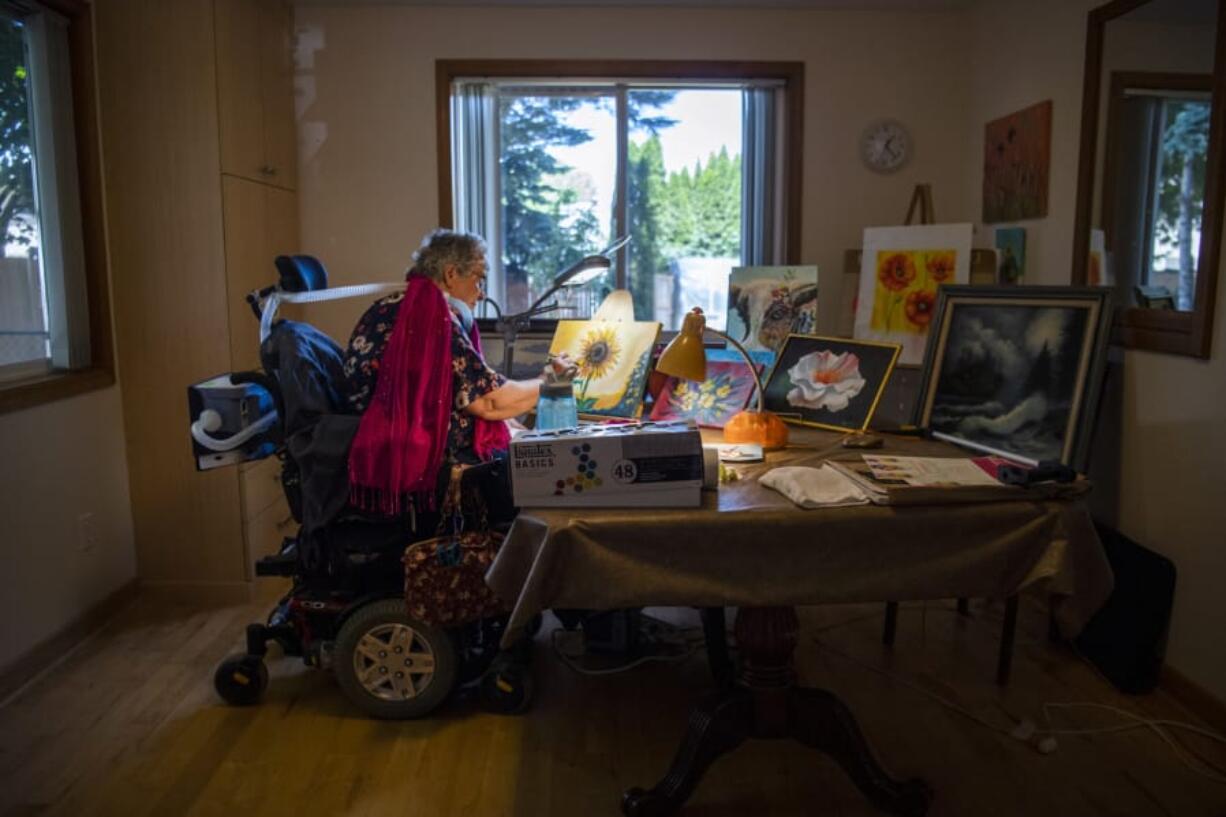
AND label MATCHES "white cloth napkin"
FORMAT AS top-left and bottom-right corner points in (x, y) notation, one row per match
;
(759, 464), (871, 509)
